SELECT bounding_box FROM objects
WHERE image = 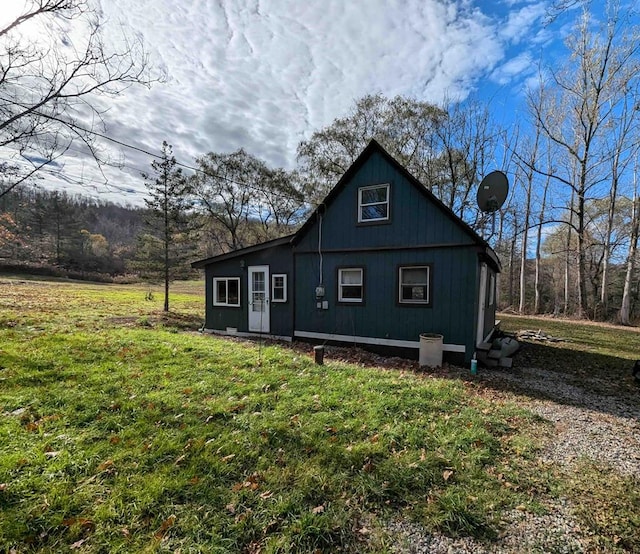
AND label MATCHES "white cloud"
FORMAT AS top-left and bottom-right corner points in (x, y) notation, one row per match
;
(499, 1), (547, 44)
(490, 52), (534, 85)
(2, 0), (553, 205)
(101, 0), (508, 160)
